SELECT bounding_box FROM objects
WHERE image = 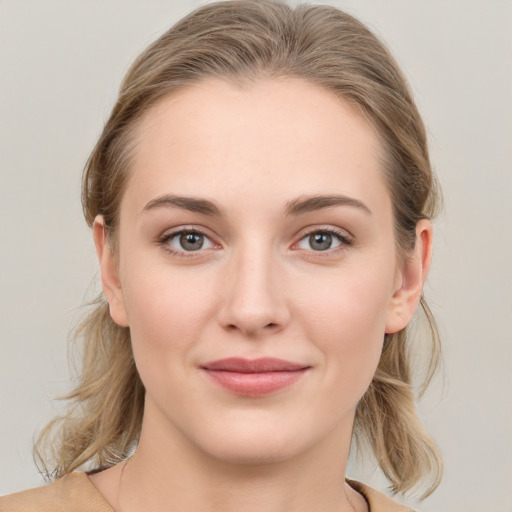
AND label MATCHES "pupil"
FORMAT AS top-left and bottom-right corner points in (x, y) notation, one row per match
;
(310, 232), (332, 251)
(180, 232), (204, 251)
